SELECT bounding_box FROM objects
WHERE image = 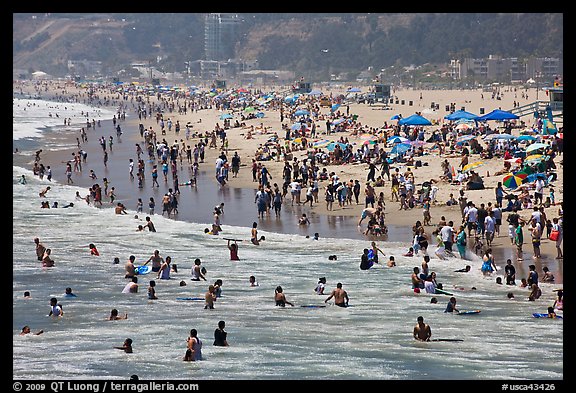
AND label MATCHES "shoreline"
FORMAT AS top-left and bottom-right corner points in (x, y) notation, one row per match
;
(13, 81), (563, 284)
